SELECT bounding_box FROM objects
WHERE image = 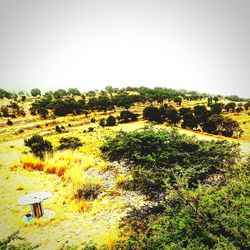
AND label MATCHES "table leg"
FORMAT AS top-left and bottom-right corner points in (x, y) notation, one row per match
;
(31, 202), (44, 218)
